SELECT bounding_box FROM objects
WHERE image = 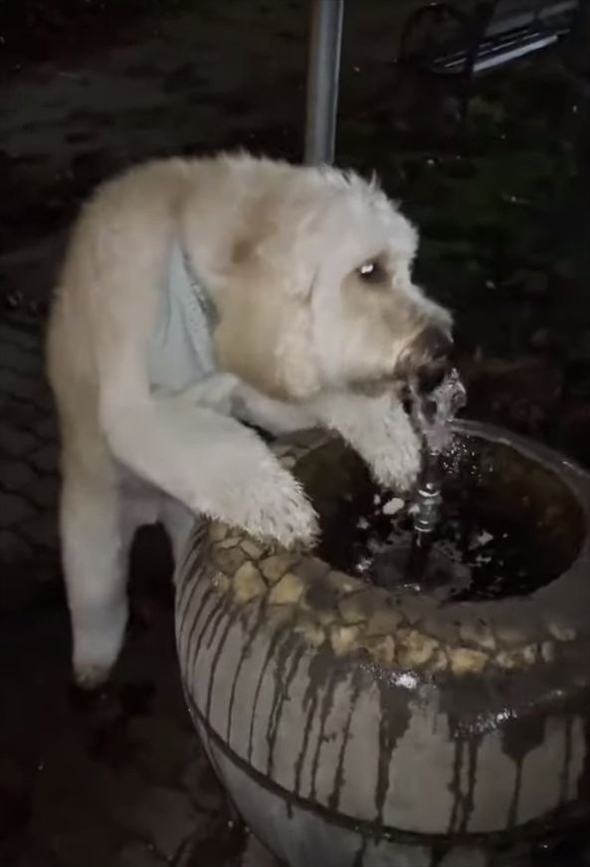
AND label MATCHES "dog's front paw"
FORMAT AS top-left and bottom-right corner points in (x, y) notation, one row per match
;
(367, 412), (423, 492)
(370, 436), (422, 492)
(242, 465), (319, 549)
(218, 457), (318, 549)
